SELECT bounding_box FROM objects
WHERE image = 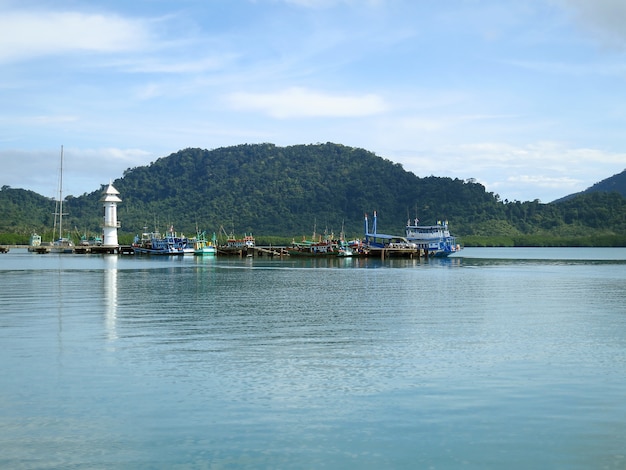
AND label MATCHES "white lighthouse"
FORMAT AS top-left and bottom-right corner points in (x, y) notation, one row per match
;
(100, 182), (122, 247)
